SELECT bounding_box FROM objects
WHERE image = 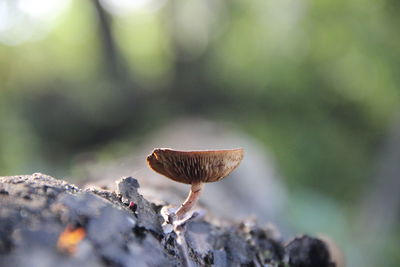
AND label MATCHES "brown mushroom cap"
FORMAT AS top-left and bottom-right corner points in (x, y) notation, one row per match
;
(147, 148), (244, 184)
